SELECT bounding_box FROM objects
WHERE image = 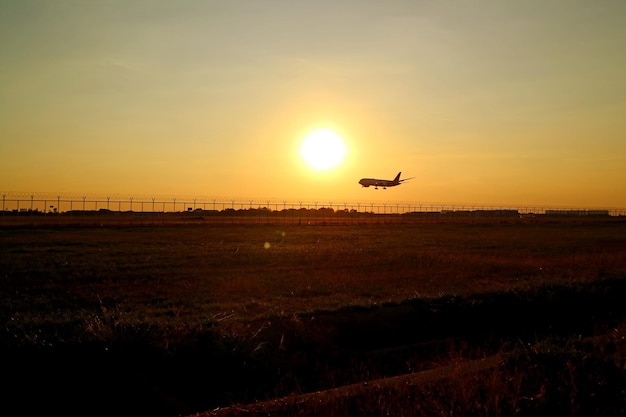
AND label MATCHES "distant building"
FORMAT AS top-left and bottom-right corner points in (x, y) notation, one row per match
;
(545, 209), (610, 217)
